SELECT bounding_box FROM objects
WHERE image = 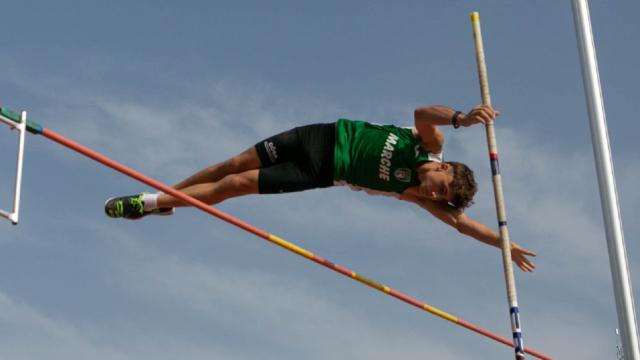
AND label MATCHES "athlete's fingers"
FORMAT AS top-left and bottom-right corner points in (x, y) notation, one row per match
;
(516, 246), (537, 257)
(522, 257), (535, 270)
(512, 247), (536, 272)
(476, 104), (495, 116)
(468, 108), (486, 124)
(527, 263), (535, 272)
(478, 105), (499, 120)
(476, 110), (492, 124)
(478, 106), (492, 118)
(522, 257), (536, 271)
(518, 258), (534, 272)
(467, 106), (502, 126)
